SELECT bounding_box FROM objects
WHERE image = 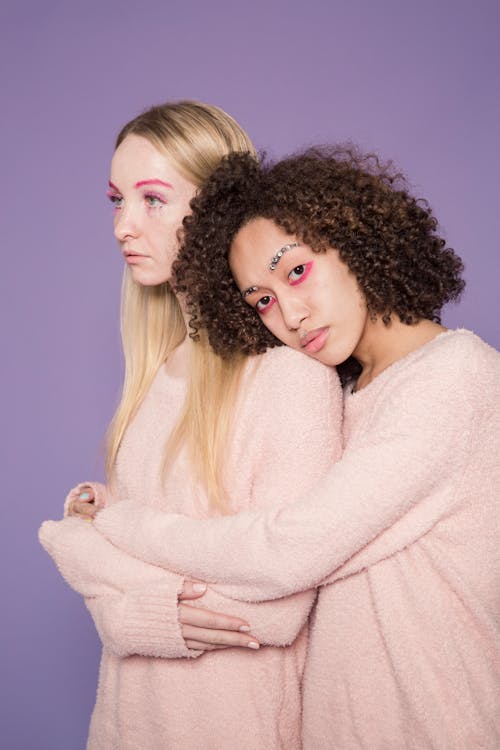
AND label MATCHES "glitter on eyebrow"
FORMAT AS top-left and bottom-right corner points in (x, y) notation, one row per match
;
(241, 286), (259, 298)
(269, 242), (300, 271)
